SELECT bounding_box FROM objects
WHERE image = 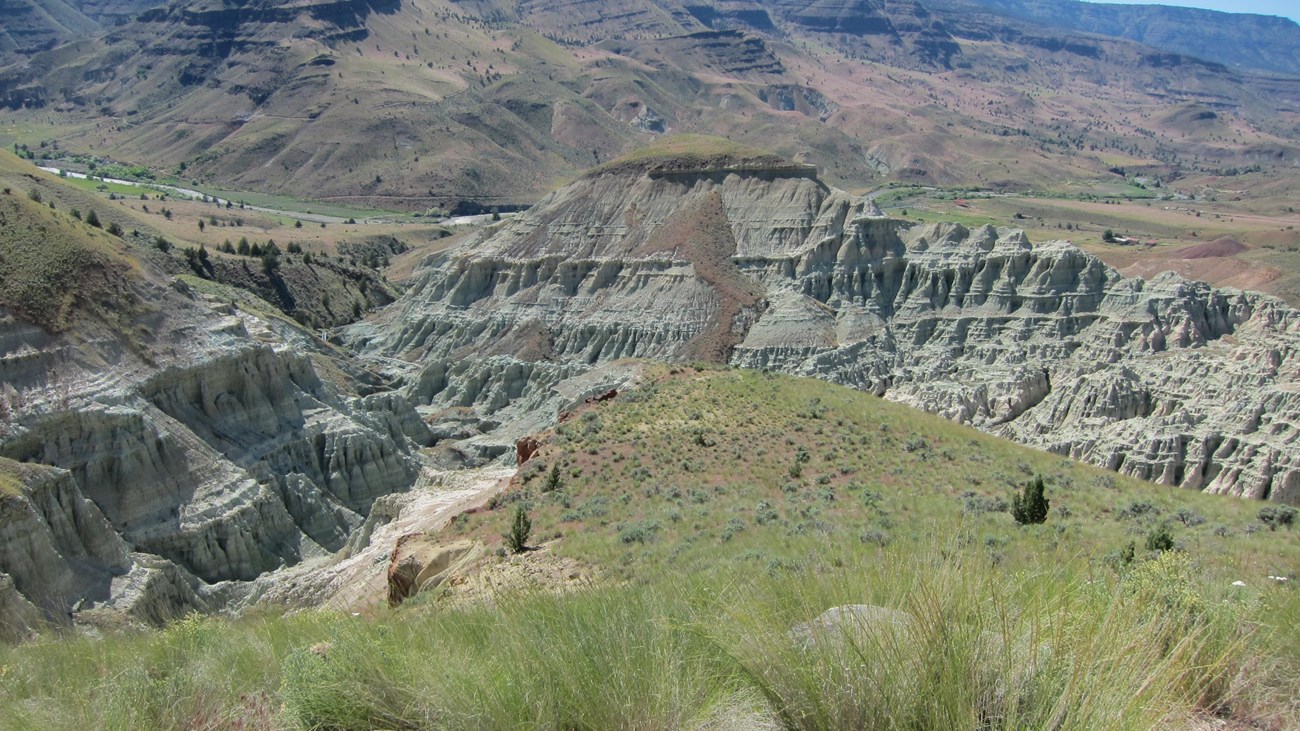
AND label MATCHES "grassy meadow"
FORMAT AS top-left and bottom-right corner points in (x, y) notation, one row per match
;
(1, 367), (1296, 730)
